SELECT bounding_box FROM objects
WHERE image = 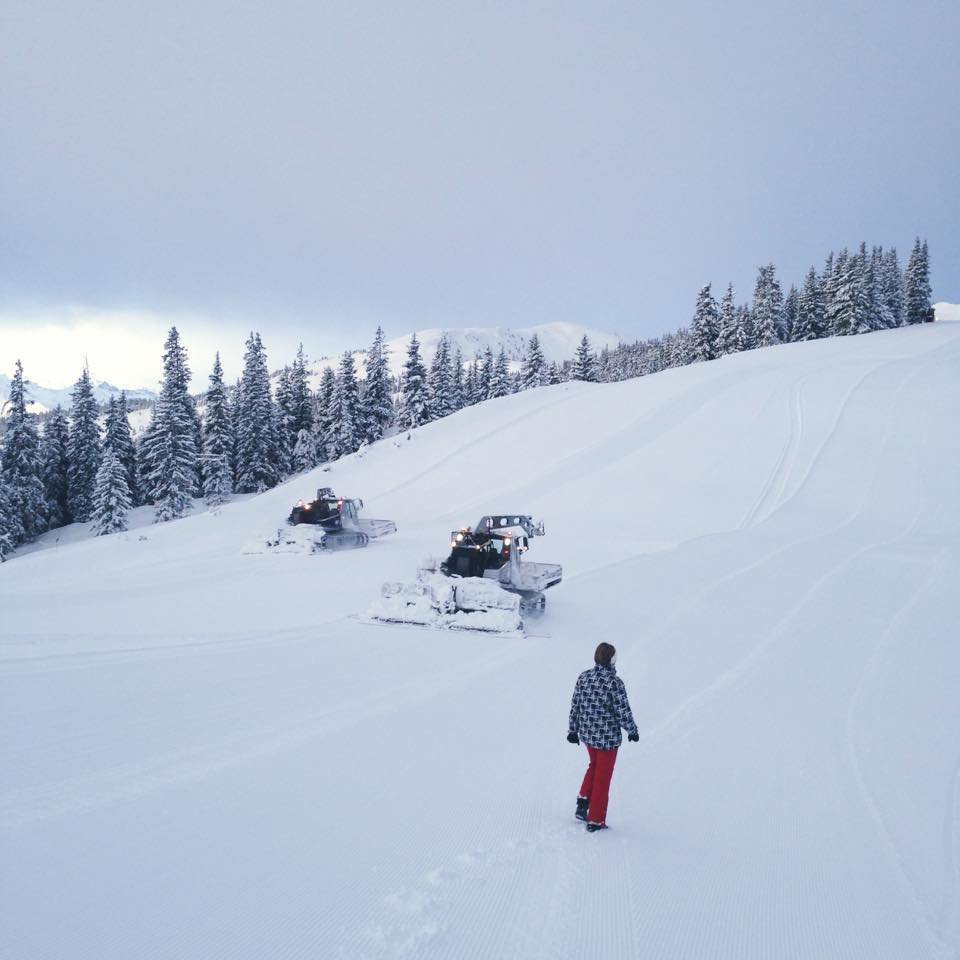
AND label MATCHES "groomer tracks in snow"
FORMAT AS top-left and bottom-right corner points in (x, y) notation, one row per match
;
(2, 308), (959, 959)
